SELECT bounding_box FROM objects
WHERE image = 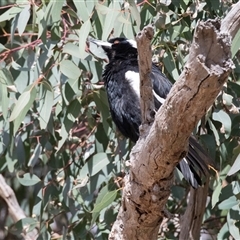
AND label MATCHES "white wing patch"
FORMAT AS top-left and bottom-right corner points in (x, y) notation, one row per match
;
(127, 39), (137, 49)
(125, 71), (140, 98)
(153, 91), (165, 105)
(125, 70), (166, 105)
